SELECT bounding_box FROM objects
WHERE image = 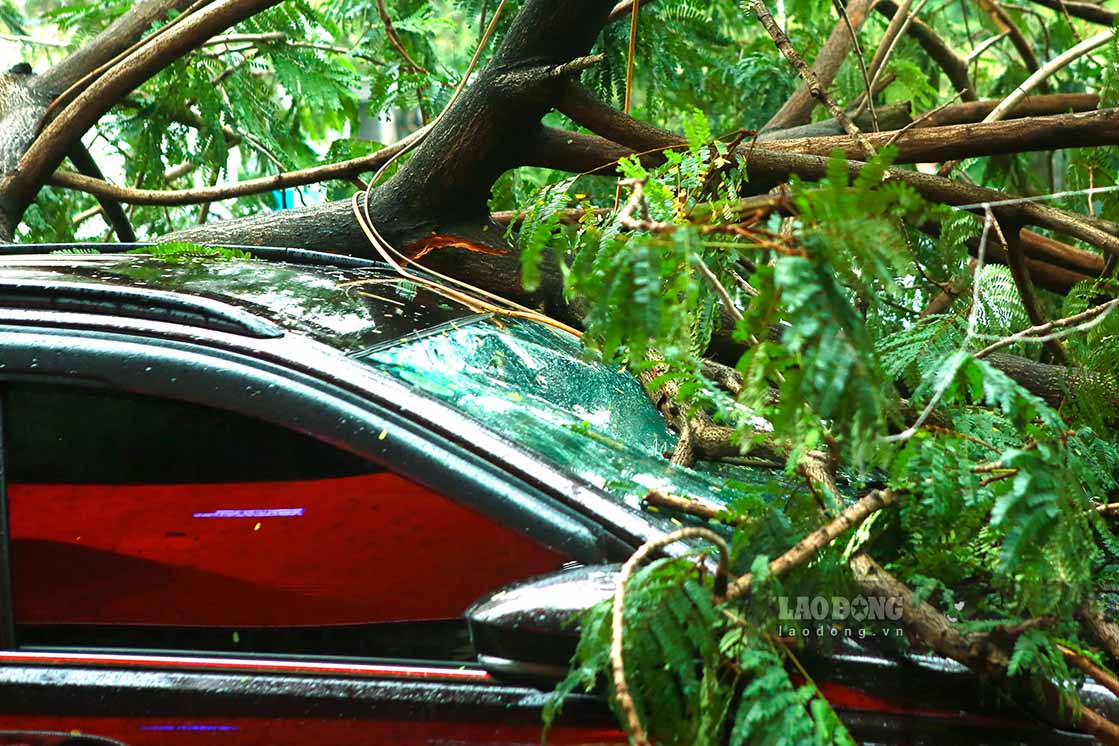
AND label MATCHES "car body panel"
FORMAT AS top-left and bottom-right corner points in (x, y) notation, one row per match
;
(0, 654), (625, 745)
(12, 473), (565, 627)
(0, 246), (1105, 745)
